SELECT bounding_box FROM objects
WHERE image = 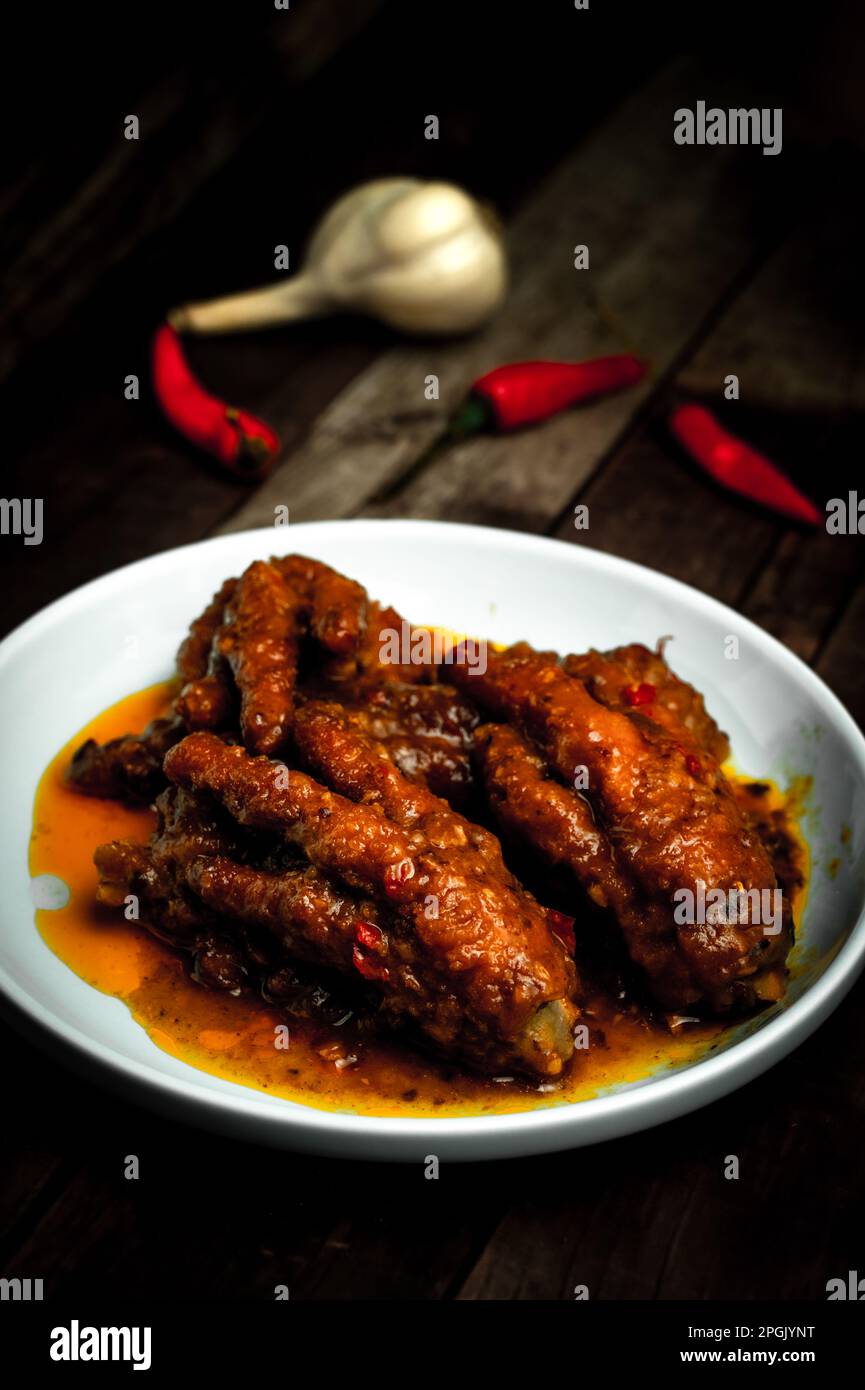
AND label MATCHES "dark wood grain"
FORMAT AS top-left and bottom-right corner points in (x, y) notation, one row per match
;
(456, 973), (865, 1300)
(0, 0), (675, 638)
(0, 0), (388, 384)
(223, 54), (803, 535)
